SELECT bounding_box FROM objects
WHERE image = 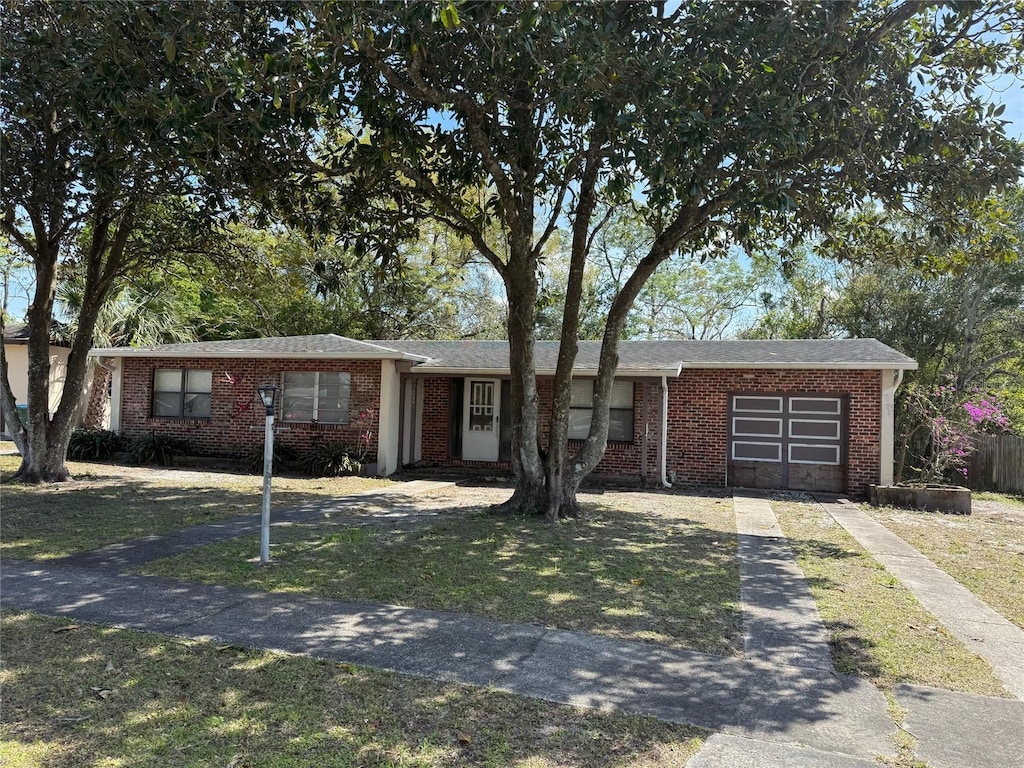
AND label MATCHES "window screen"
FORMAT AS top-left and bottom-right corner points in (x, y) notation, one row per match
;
(282, 371), (351, 423)
(151, 369), (211, 419)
